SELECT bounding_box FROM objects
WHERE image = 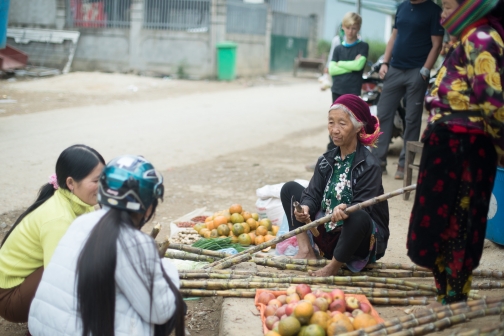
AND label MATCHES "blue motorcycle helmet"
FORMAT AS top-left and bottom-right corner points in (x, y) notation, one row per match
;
(98, 155), (164, 213)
